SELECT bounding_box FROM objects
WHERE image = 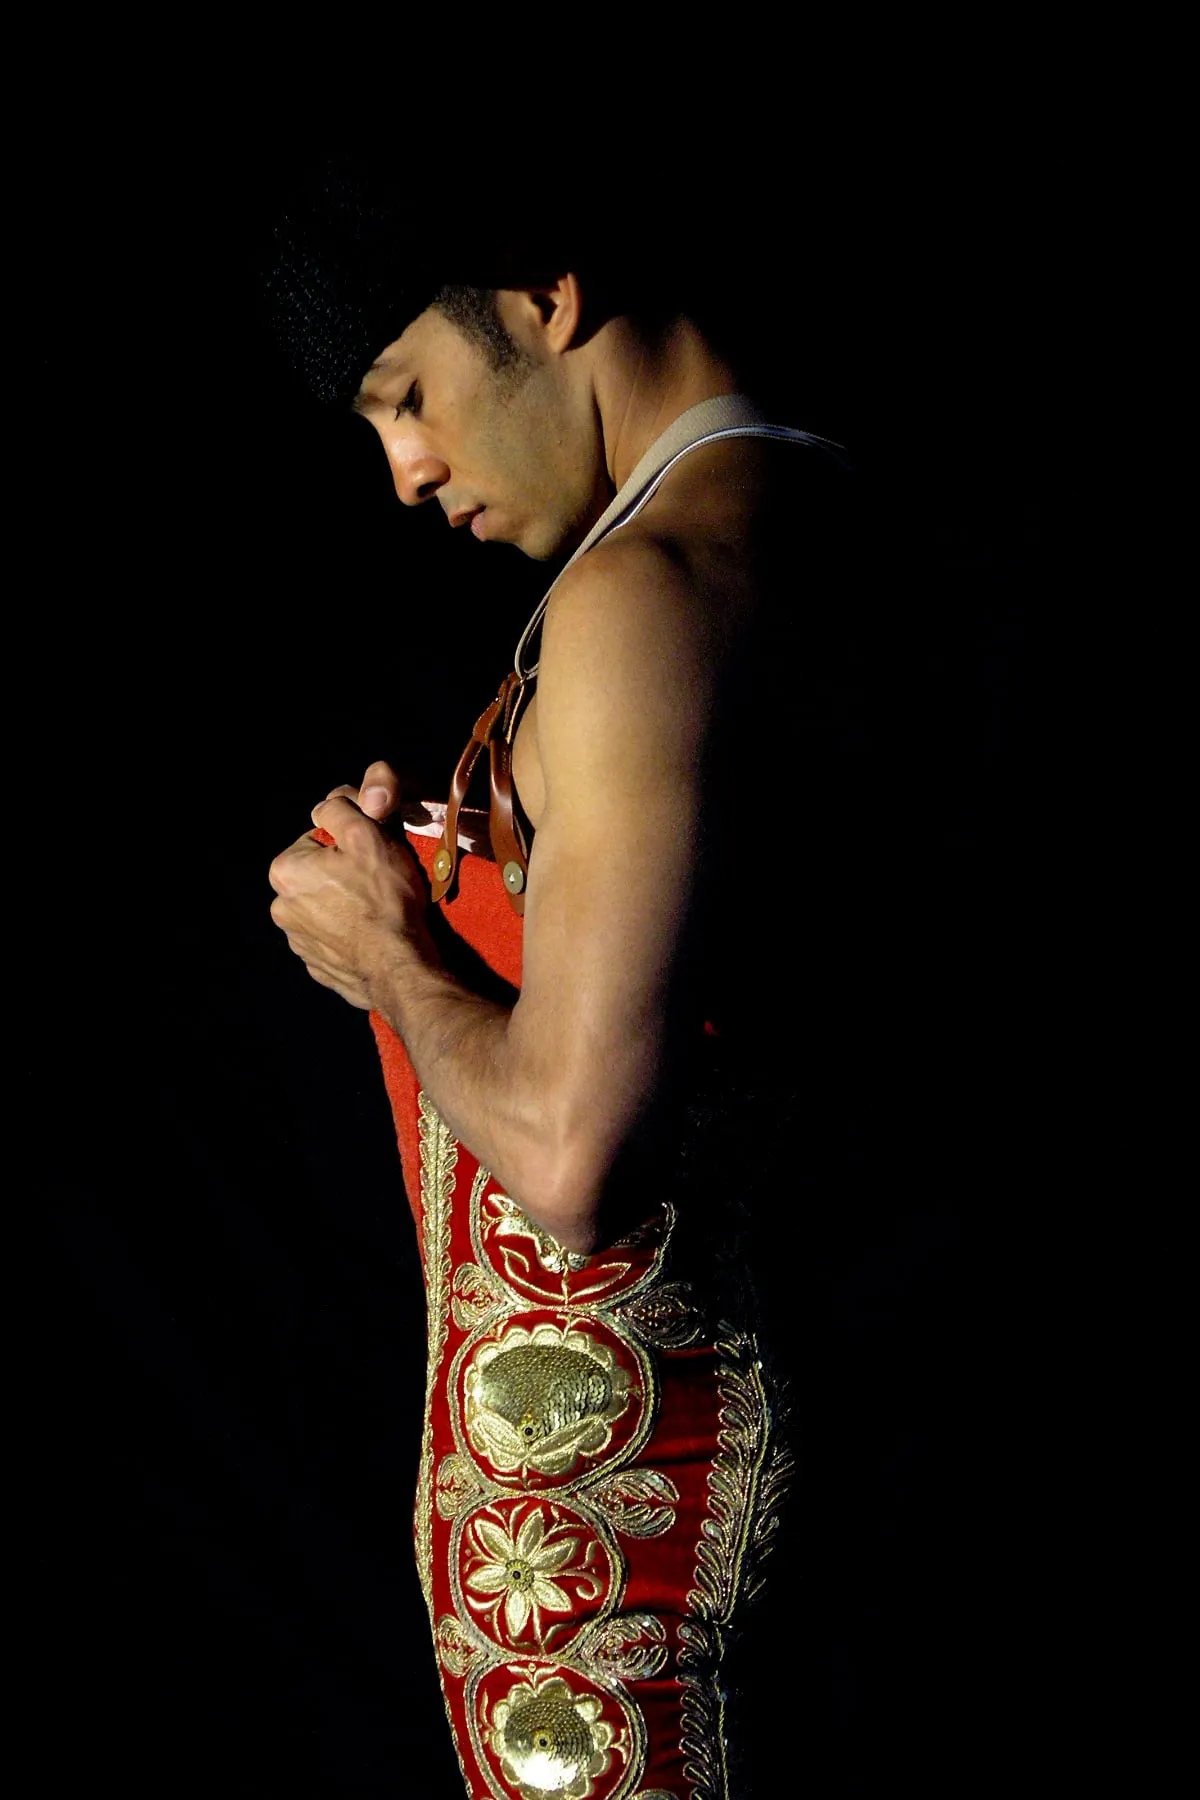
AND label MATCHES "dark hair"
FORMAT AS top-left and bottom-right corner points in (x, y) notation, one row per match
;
(431, 284), (531, 376)
(262, 151), (724, 408)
